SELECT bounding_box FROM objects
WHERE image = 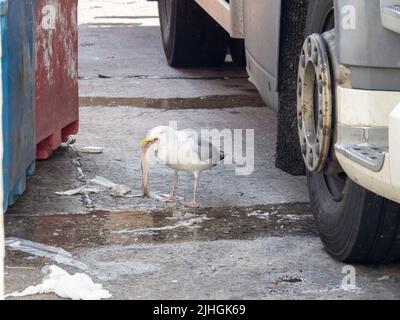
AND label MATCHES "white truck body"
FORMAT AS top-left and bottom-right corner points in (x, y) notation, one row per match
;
(195, 0), (400, 204)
